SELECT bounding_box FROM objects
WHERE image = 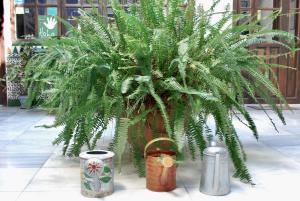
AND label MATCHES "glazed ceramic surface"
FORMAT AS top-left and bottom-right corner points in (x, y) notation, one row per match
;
(79, 150), (114, 198)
